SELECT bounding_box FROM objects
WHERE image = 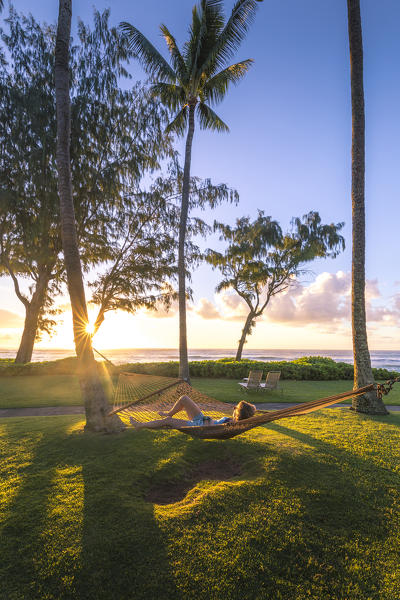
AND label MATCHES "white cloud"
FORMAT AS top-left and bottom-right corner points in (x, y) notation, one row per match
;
(267, 271), (351, 328)
(189, 272), (400, 333)
(0, 309), (24, 328)
(144, 299), (179, 319)
(217, 291), (248, 321)
(194, 298), (221, 320)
